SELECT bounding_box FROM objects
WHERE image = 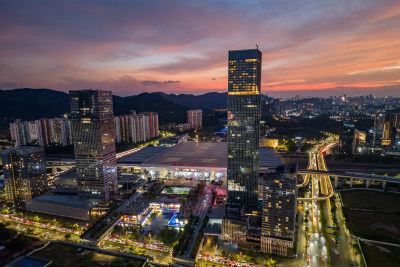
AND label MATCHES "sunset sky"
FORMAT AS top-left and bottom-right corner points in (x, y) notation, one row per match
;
(0, 0), (399, 97)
